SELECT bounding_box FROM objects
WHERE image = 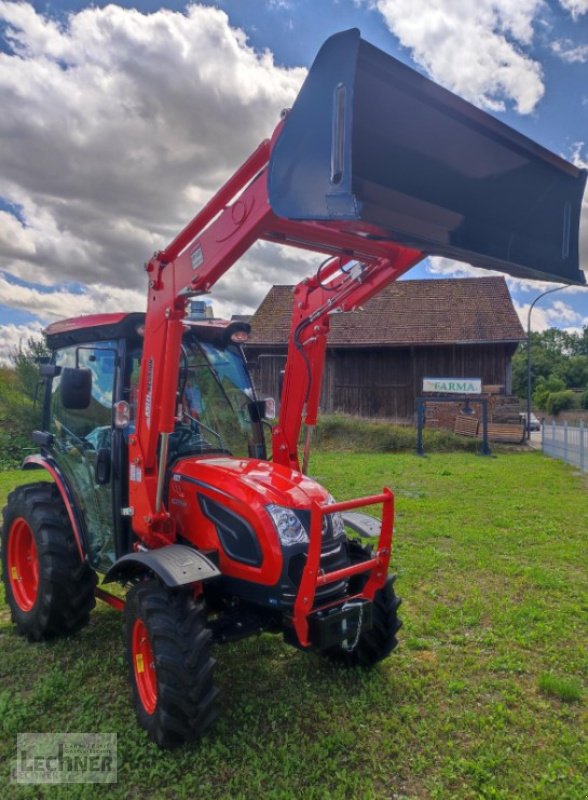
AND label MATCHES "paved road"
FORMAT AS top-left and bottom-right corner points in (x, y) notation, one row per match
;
(528, 431), (542, 450)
